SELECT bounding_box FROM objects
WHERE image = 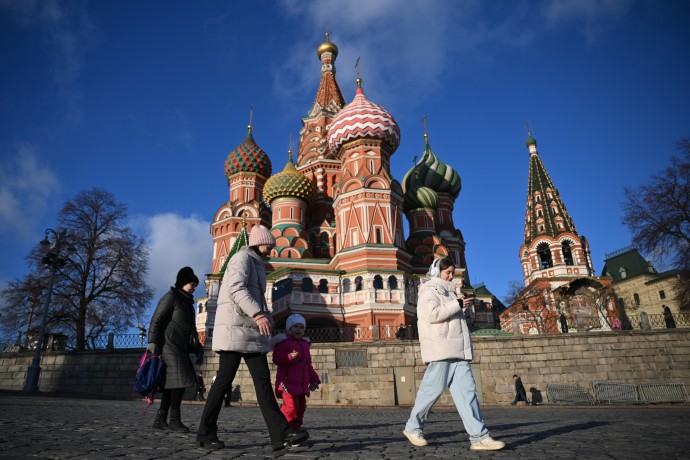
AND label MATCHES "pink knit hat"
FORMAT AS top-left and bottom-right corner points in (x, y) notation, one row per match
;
(249, 224), (276, 247)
